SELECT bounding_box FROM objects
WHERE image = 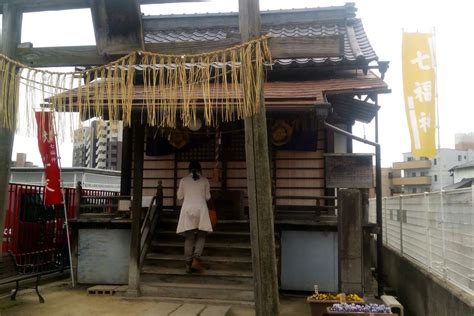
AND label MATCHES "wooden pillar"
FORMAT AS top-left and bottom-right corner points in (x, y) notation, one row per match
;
(239, 1), (280, 315)
(338, 189), (364, 294)
(361, 189), (373, 295)
(0, 4), (22, 251)
(126, 121), (144, 296)
(173, 154), (178, 210)
(120, 125), (133, 196)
